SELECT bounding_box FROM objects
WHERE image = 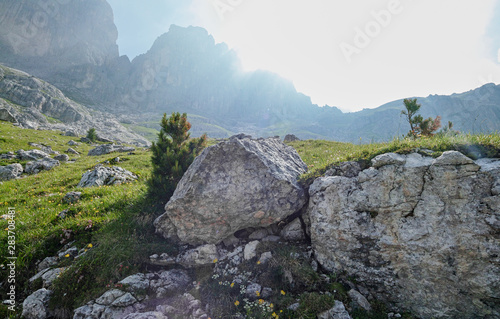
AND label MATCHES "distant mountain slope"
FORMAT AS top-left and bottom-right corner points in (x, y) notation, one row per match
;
(0, 64), (149, 145)
(0, 0), (498, 142)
